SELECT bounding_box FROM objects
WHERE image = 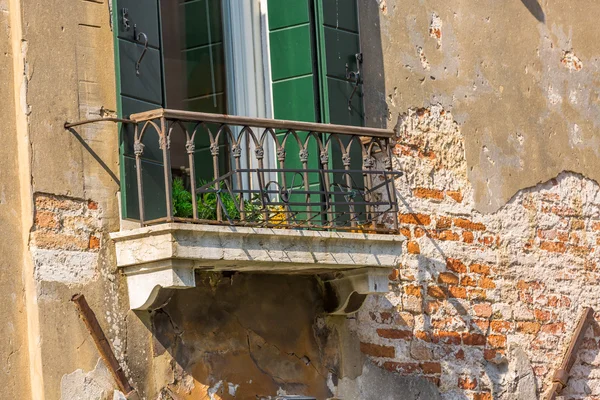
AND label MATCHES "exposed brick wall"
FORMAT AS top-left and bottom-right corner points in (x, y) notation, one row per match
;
(30, 193), (102, 285)
(357, 106), (600, 399)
